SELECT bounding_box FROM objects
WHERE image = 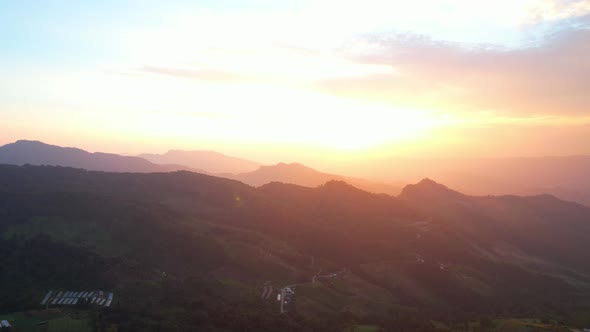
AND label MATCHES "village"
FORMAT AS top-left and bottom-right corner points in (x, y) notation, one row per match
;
(260, 269), (348, 314)
(0, 290), (115, 331)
